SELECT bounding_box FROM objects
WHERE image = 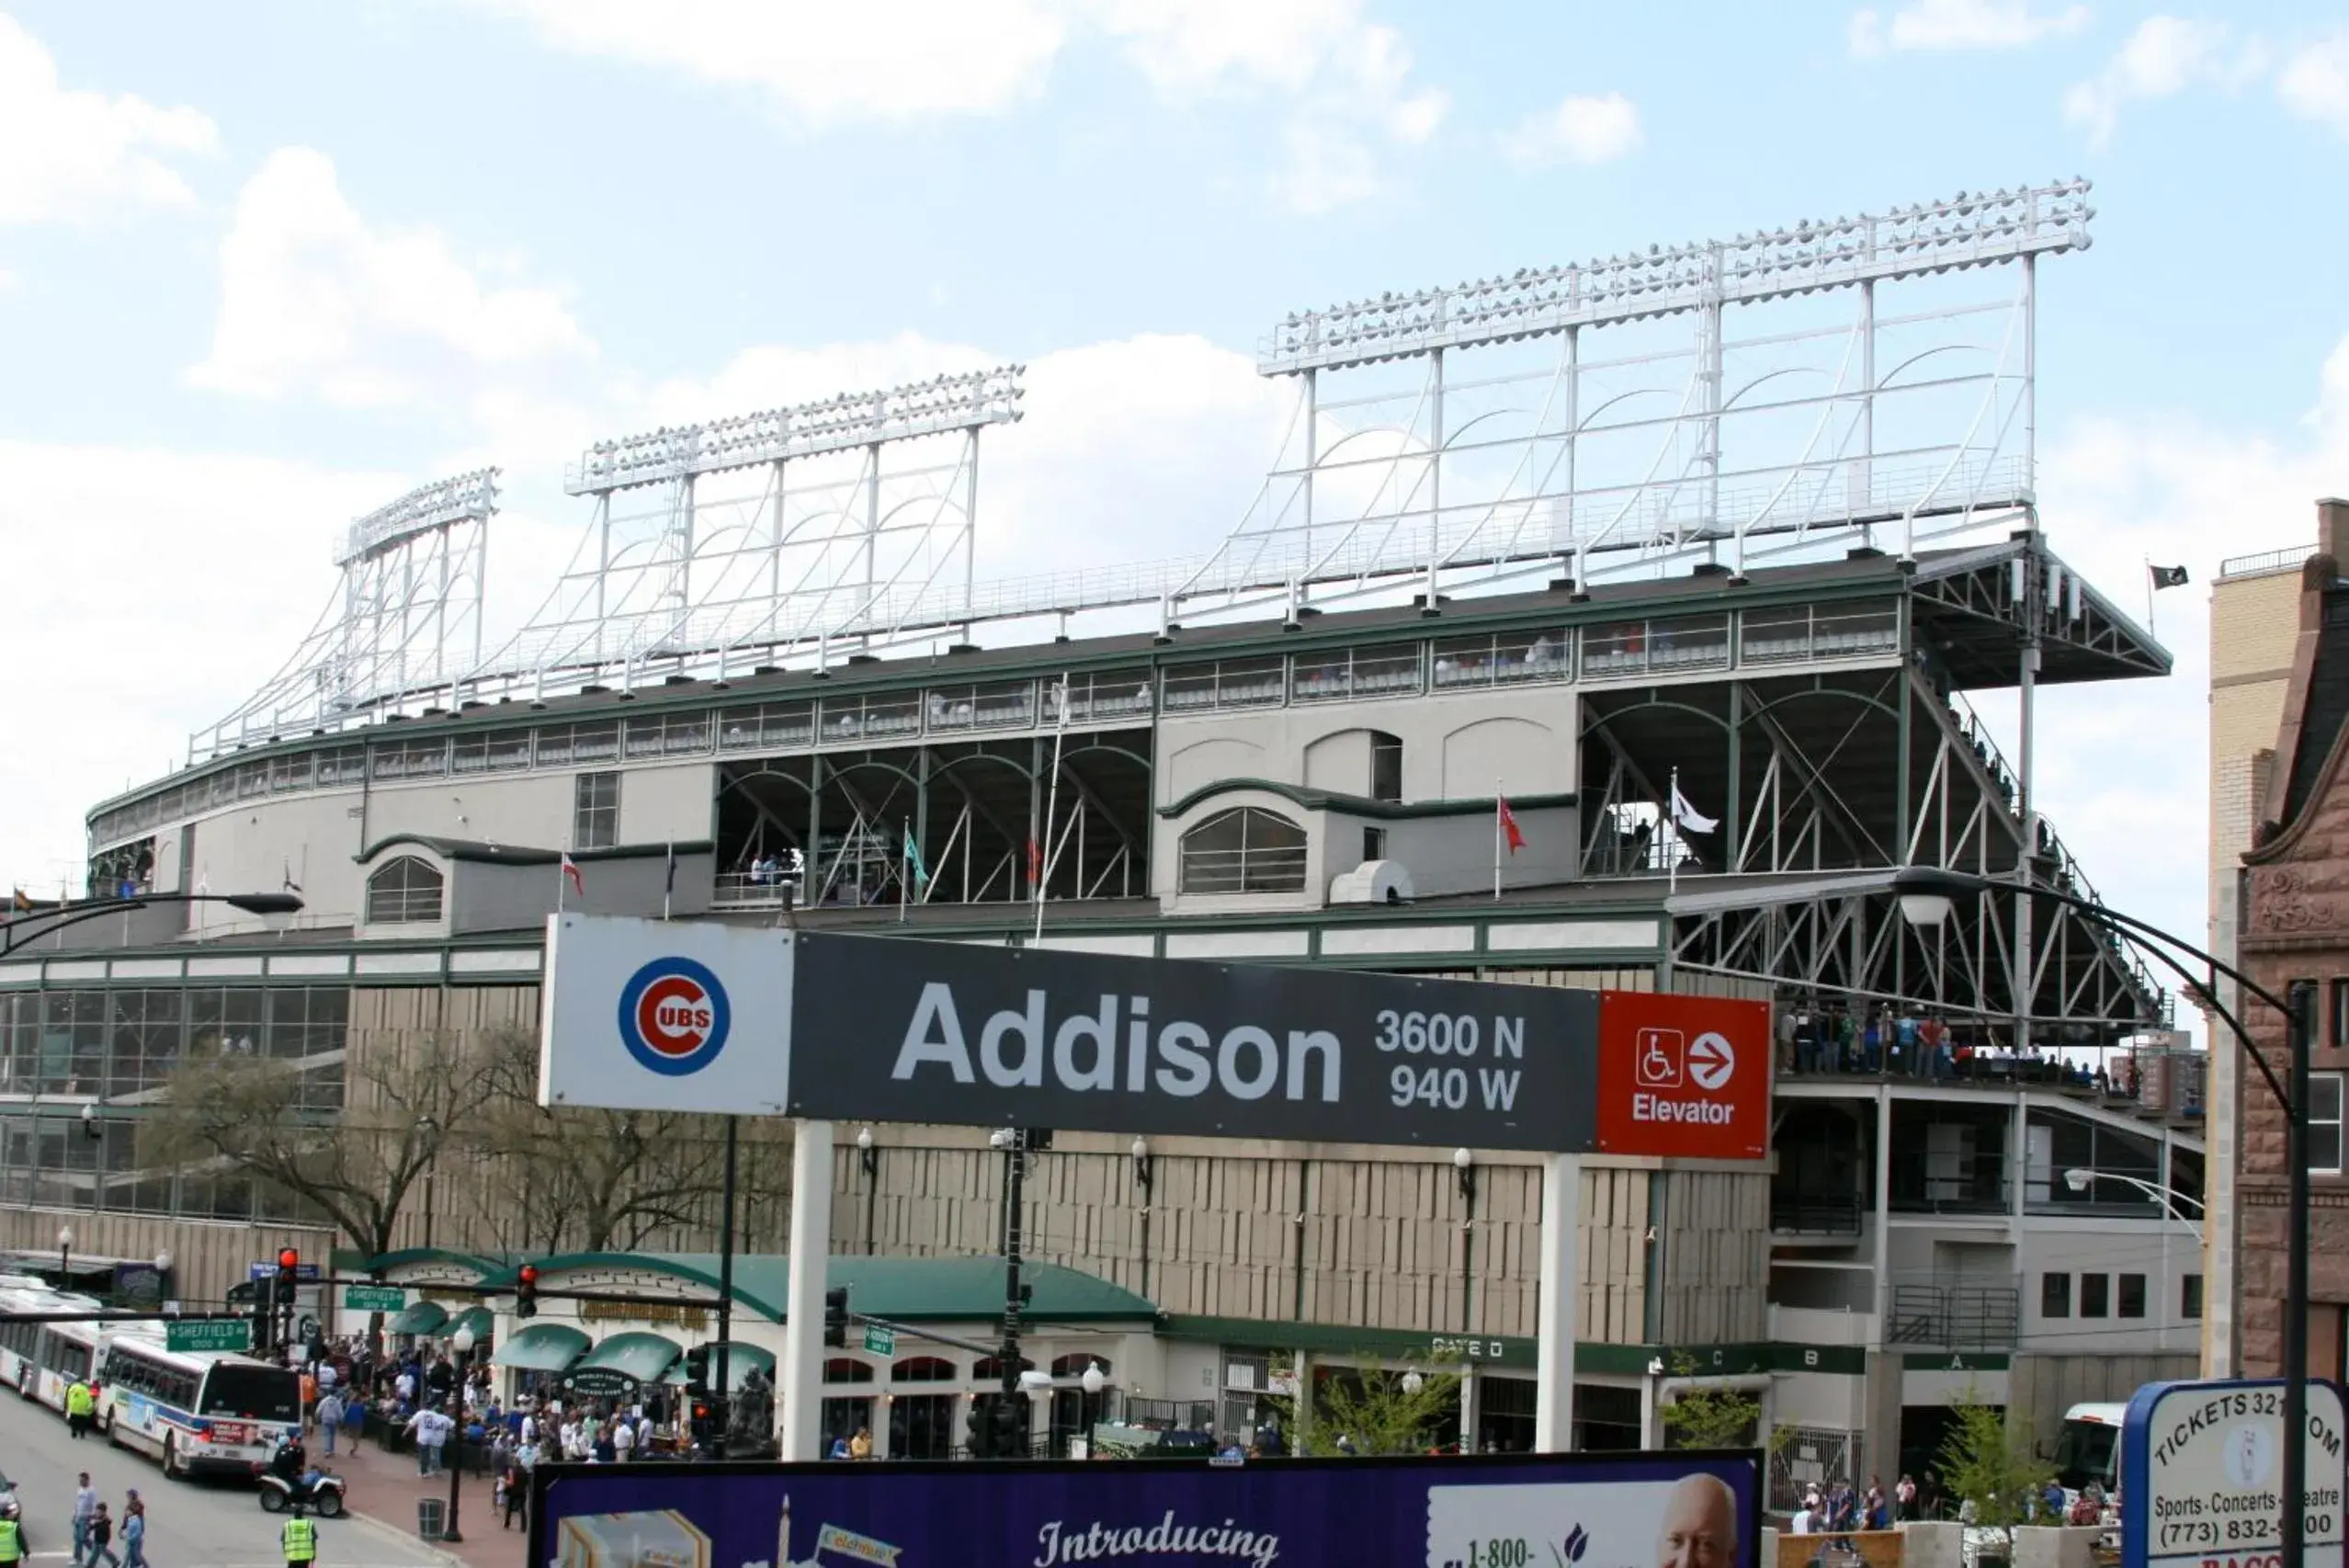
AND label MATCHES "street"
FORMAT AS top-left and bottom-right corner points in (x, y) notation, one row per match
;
(0, 1396), (445, 1568)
